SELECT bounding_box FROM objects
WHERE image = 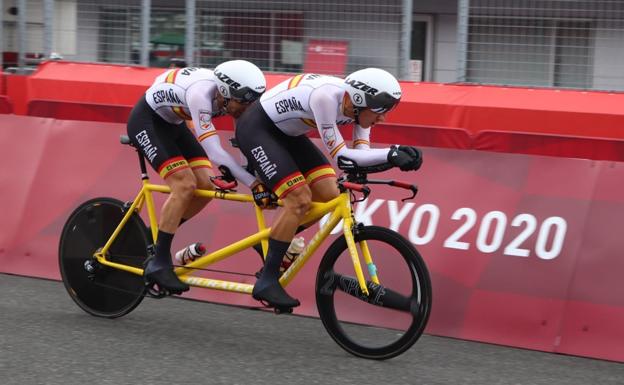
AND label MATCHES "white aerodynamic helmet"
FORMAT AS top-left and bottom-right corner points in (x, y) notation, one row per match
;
(344, 68), (402, 113)
(213, 60), (266, 103)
